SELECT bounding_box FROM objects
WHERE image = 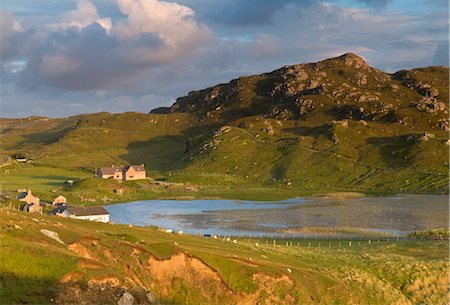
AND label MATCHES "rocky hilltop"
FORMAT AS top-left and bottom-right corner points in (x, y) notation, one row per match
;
(165, 53), (448, 130)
